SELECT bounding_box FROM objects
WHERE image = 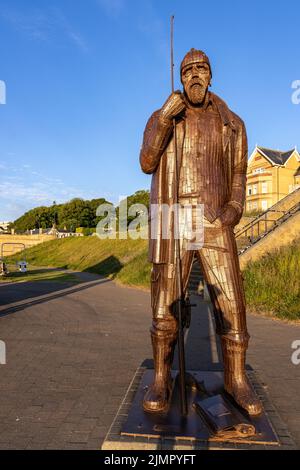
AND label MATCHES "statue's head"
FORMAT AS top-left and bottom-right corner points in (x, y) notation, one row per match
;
(180, 48), (212, 105)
